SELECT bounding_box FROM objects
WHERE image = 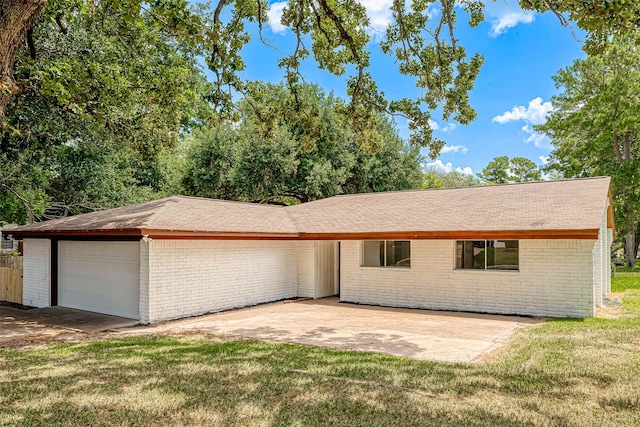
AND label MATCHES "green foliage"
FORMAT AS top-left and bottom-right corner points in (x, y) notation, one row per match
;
(538, 36), (640, 259)
(477, 156), (541, 184)
(50, 140), (160, 212)
(422, 170), (479, 188)
(3, 0), (635, 223)
(0, 147), (50, 224)
(0, 0), (213, 222)
(3, 0), (639, 162)
(509, 157), (542, 182)
(345, 118), (423, 194)
(477, 156), (510, 184)
(422, 172), (445, 189)
(520, 0), (640, 54)
(183, 83), (423, 204)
